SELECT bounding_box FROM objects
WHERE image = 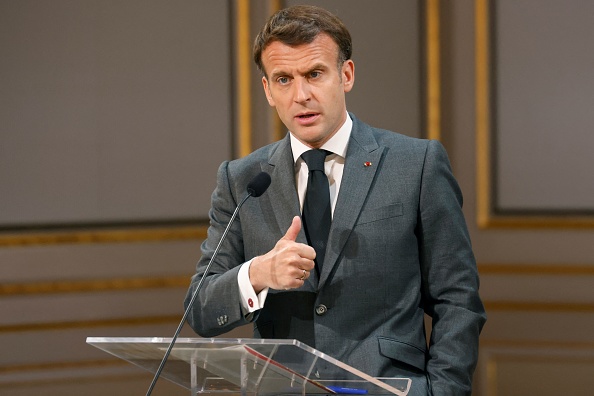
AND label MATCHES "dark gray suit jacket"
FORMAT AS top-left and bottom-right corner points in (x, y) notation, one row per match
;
(185, 114), (486, 395)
